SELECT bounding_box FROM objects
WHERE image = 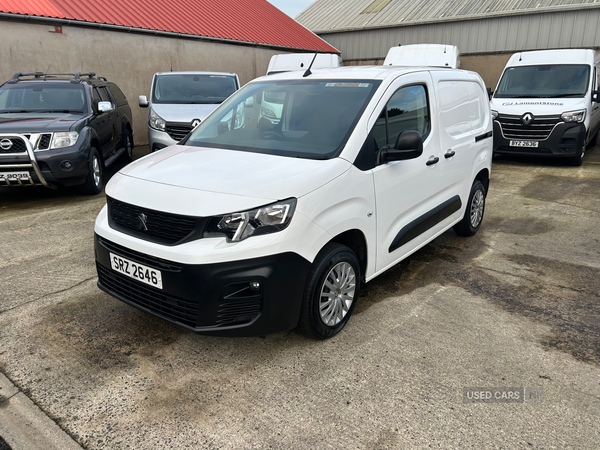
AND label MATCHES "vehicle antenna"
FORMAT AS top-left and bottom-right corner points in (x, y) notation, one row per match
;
(303, 53), (318, 77)
(43, 64), (51, 80)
